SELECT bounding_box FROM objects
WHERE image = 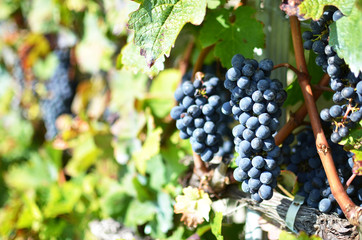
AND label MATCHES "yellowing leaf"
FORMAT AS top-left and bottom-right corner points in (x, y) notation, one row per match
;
(174, 186), (212, 227)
